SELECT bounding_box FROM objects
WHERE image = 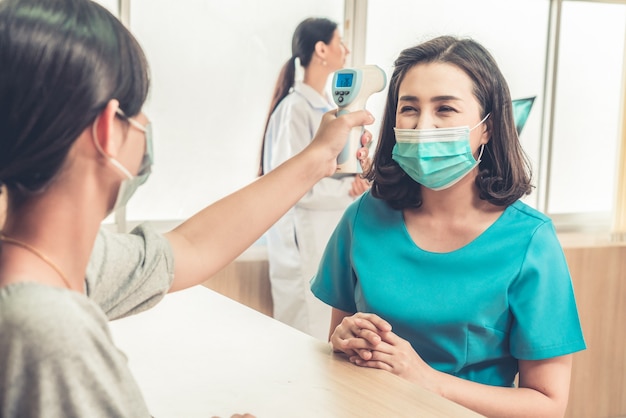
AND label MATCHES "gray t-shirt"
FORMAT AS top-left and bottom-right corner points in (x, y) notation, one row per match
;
(0, 224), (175, 417)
